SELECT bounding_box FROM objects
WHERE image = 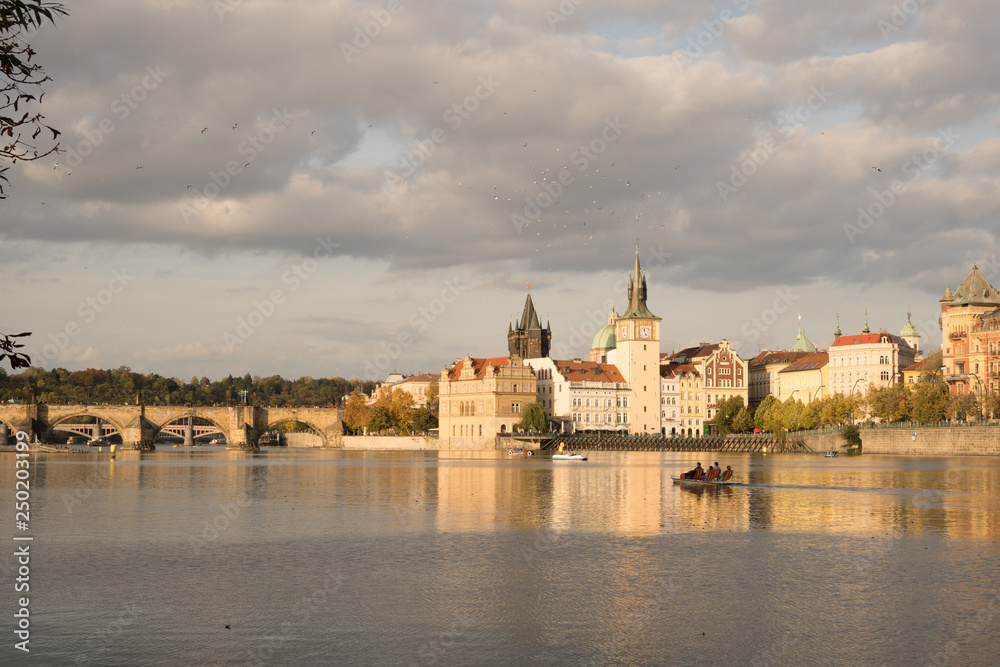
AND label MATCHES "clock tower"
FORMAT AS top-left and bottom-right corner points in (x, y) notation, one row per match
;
(615, 248), (662, 434)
